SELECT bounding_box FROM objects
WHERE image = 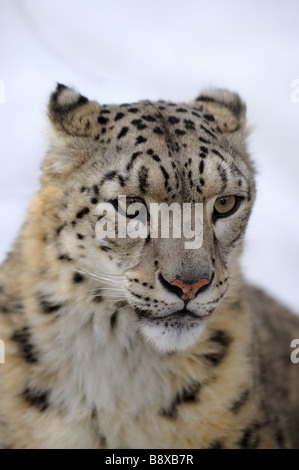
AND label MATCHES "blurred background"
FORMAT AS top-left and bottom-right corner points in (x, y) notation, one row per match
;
(0, 0), (298, 312)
